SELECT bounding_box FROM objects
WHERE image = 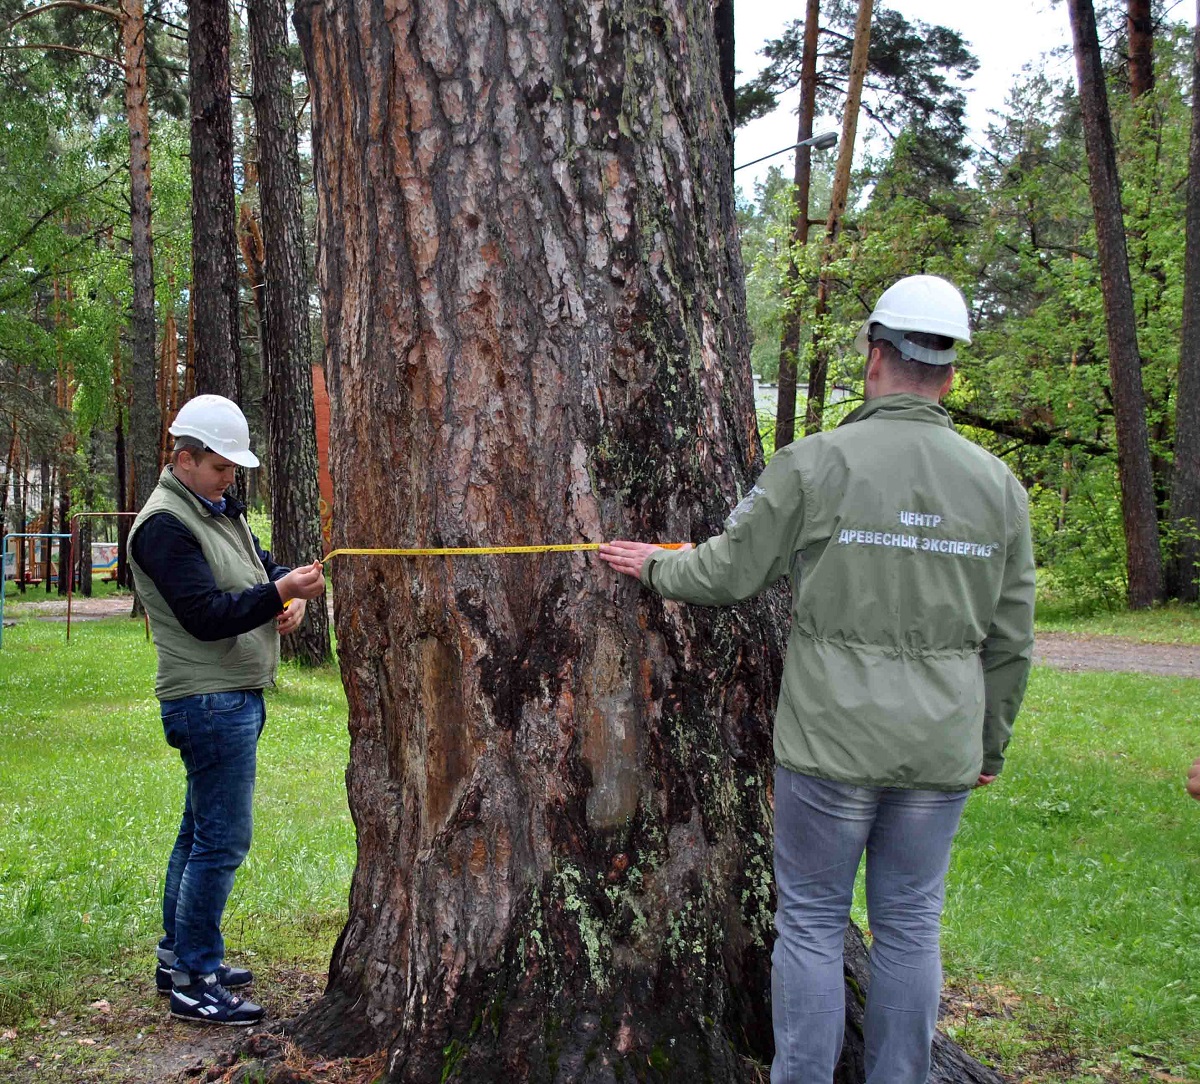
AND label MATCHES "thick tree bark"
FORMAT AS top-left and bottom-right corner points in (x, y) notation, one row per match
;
(188, 0), (242, 400)
(247, 0), (330, 664)
(295, 0), (782, 1072)
(713, 0), (735, 130)
(1170, 0), (1200, 602)
(290, 2), (1000, 1082)
(805, 0), (872, 436)
(1068, 0), (1164, 607)
(775, 0), (821, 452)
(1128, 0), (1154, 99)
(122, 0), (159, 513)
